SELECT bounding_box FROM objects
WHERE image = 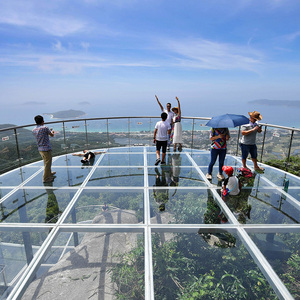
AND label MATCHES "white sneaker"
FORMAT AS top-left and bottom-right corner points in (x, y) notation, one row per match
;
(217, 173), (225, 180)
(206, 173), (212, 180)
